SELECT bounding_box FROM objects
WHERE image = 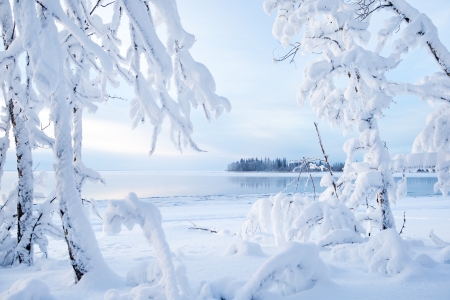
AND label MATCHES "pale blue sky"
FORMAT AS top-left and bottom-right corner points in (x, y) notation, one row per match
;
(5, 0), (450, 171)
